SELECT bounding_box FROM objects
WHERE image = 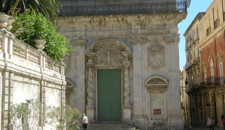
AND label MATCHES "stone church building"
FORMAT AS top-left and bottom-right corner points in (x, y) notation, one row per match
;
(57, 0), (190, 129)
